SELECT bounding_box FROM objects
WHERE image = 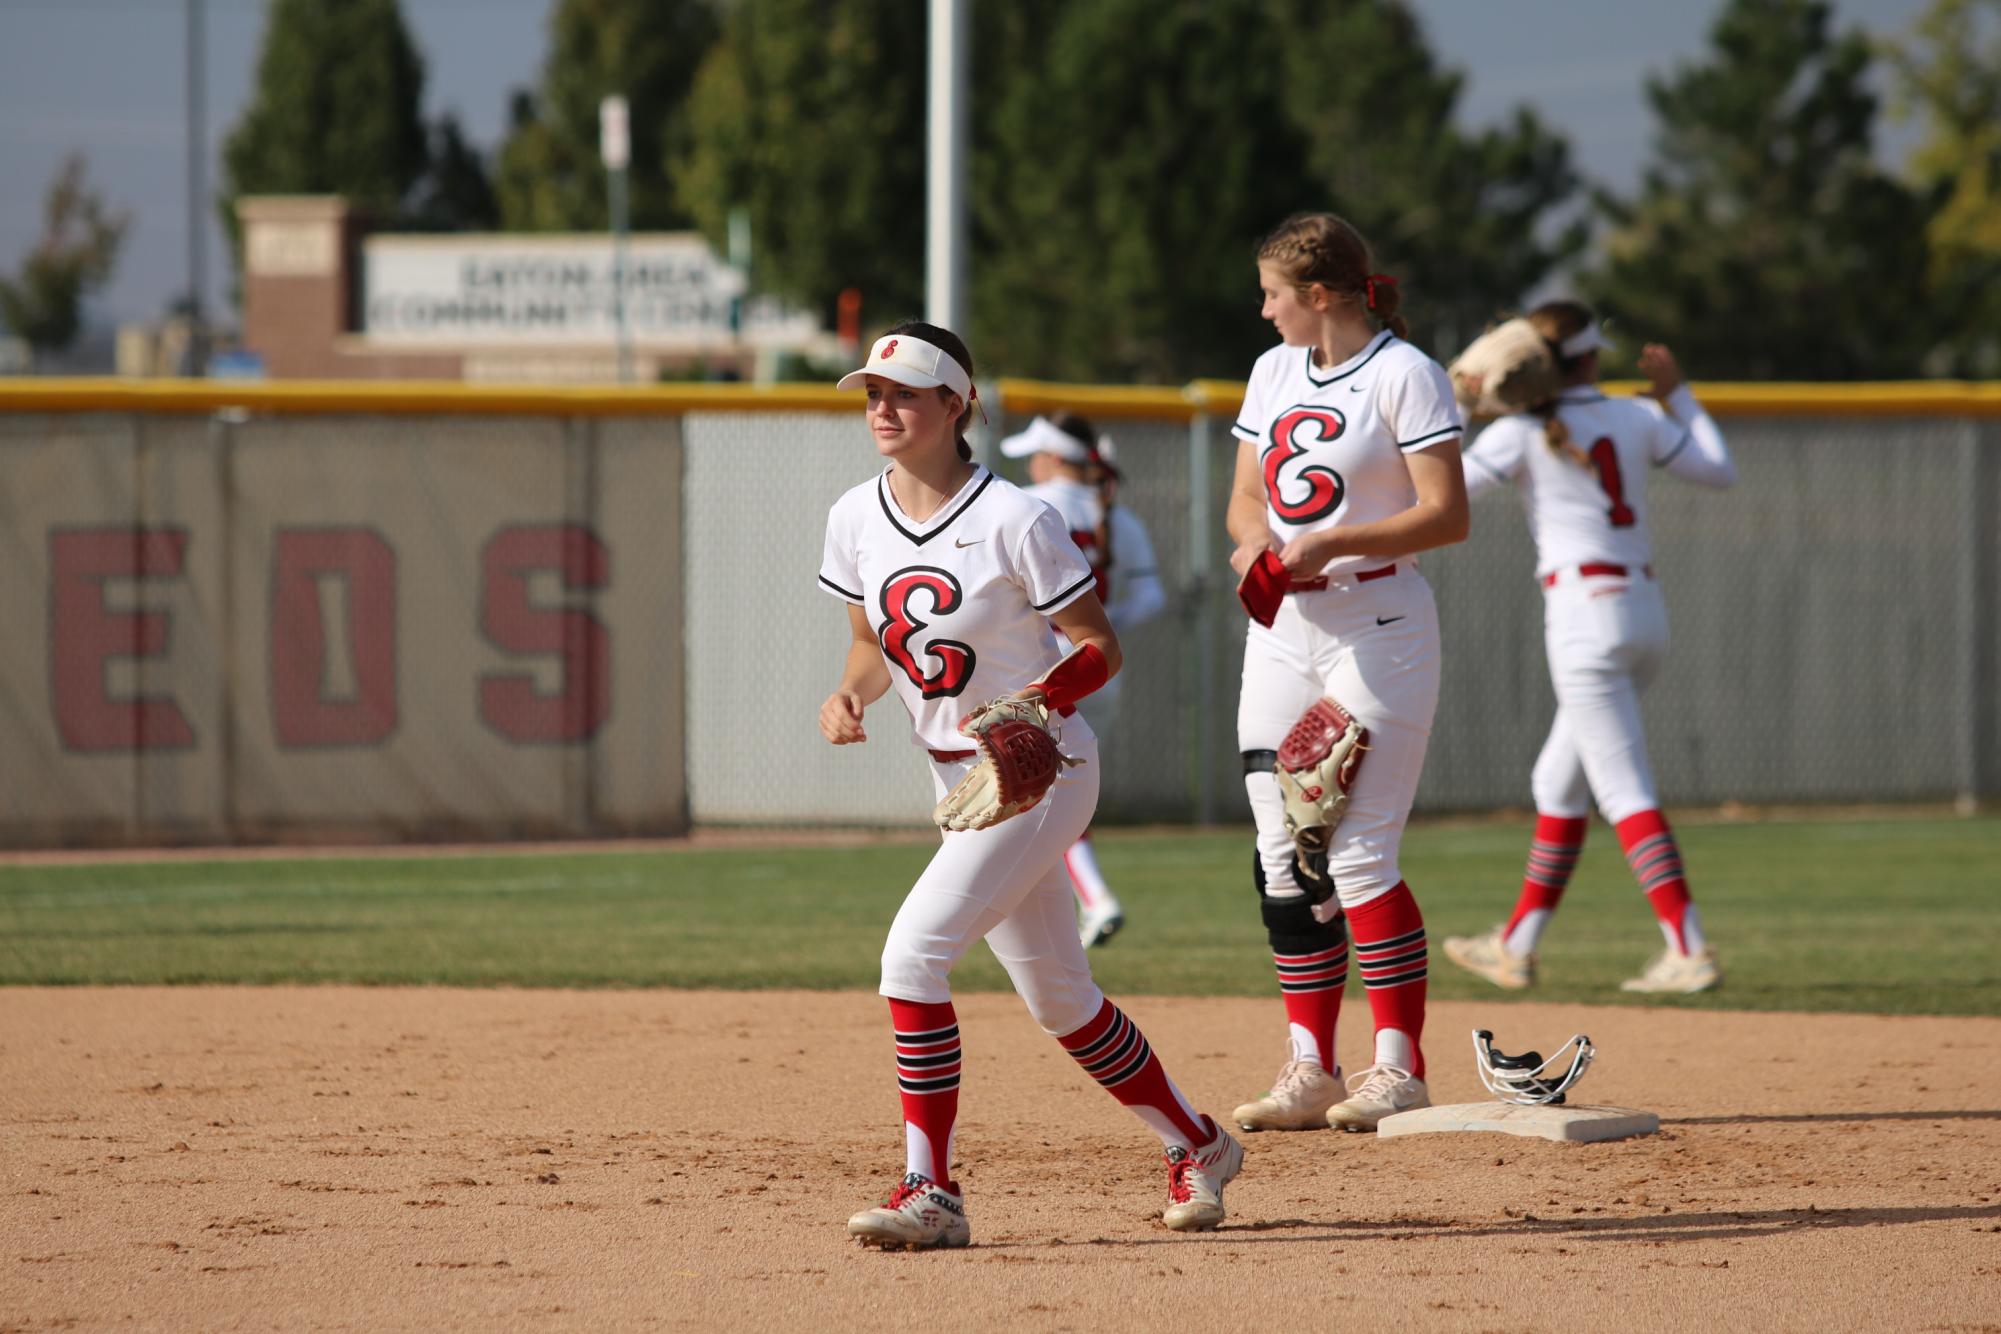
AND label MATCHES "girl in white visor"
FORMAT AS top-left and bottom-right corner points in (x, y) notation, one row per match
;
(1444, 301), (1737, 996)
(820, 320), (1243, 1249)
(999, 412), (1167, 950)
